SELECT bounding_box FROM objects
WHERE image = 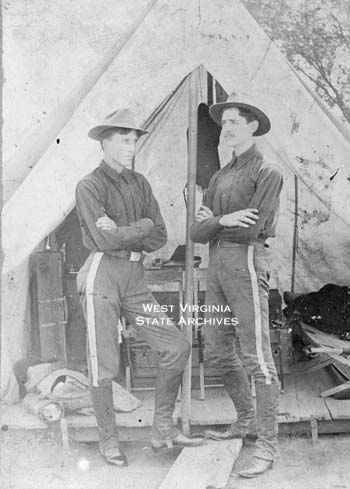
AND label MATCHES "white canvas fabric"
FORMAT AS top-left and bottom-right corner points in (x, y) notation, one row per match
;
(2, 0), (350, 401)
